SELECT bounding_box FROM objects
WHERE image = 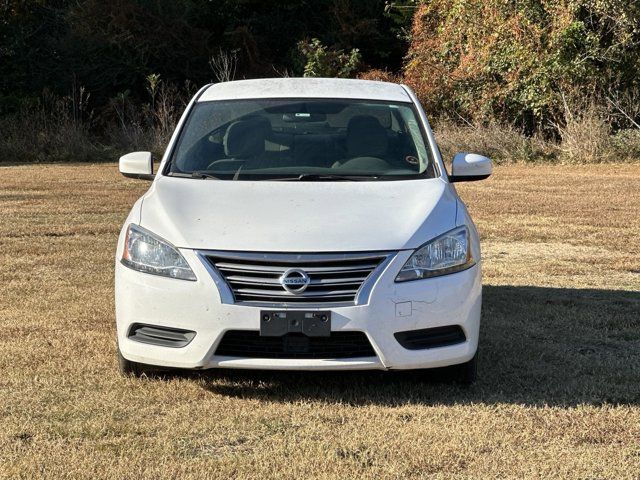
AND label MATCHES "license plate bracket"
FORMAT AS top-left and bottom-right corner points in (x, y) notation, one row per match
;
(260, 311), (331, 337)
